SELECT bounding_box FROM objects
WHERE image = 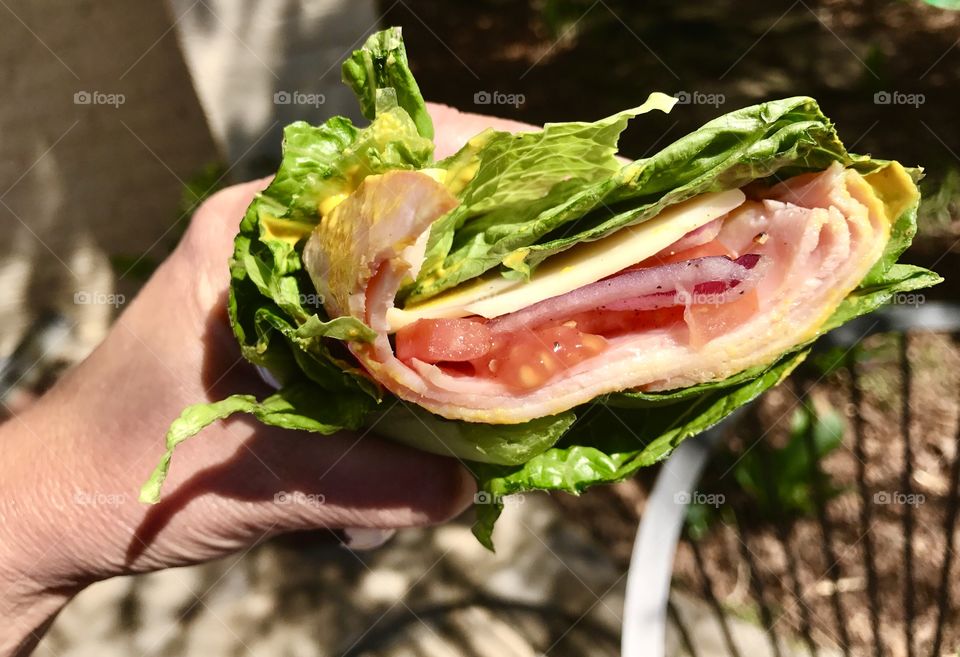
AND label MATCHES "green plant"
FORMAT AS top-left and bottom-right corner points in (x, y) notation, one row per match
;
(918, 166), (960, 237)
(686, 401), (846, 538)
